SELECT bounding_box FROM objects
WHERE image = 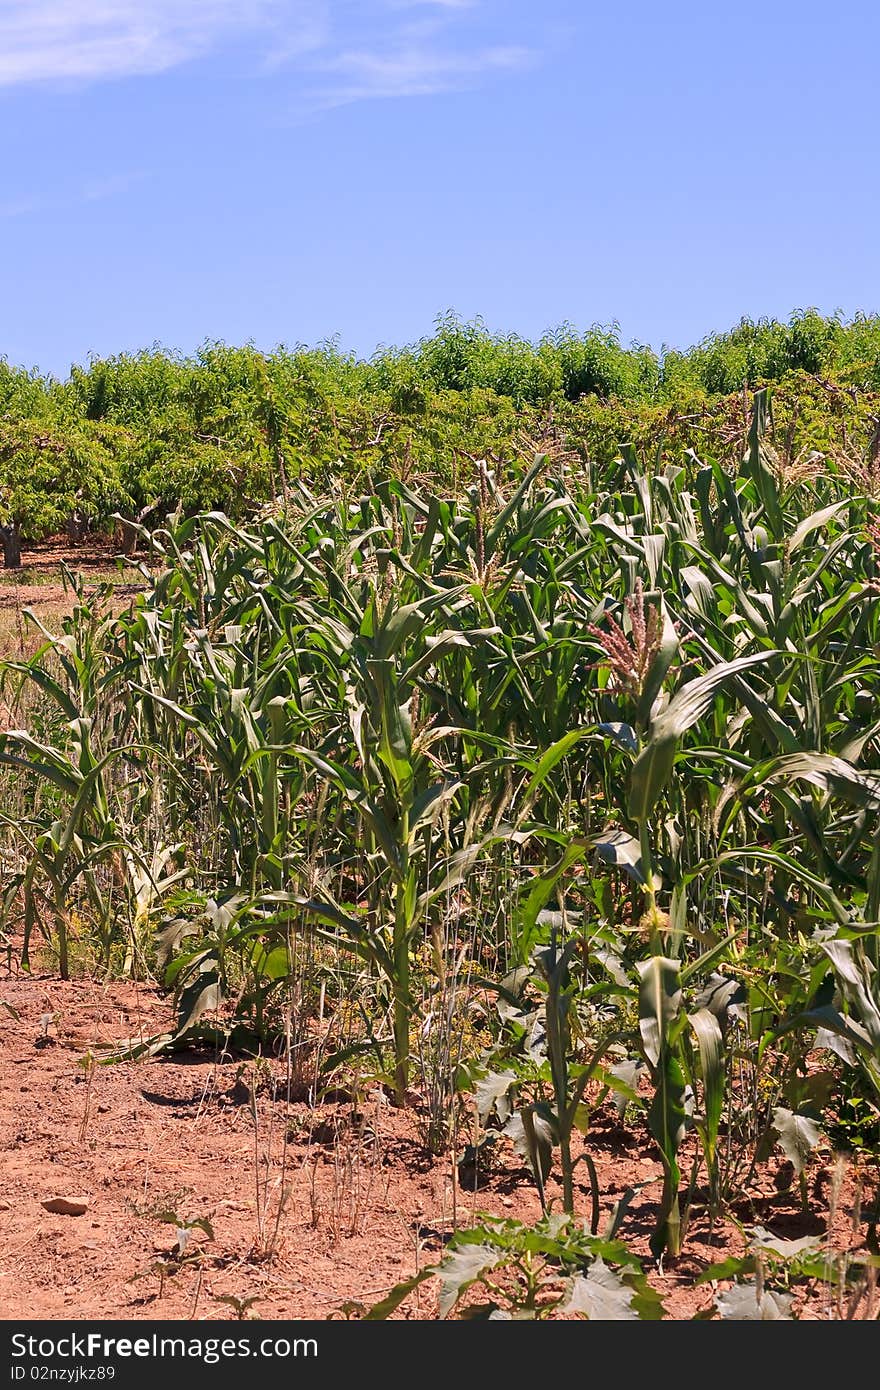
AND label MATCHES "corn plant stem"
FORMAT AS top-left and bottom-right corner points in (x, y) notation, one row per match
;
(543, 940), (575, 1214)
(639, 819), (658, 924)
(392, 878), (412, 1106)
